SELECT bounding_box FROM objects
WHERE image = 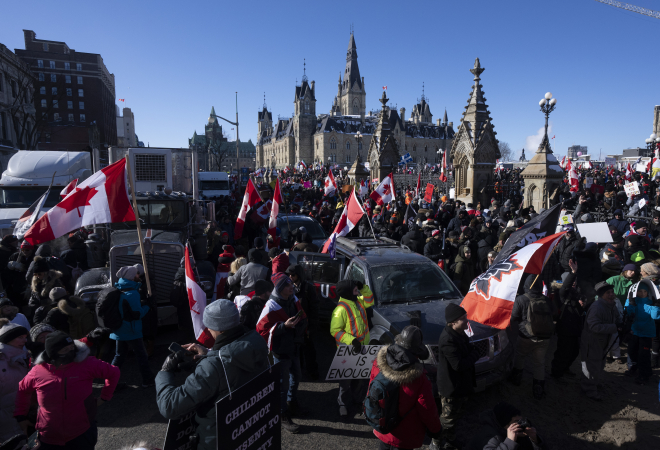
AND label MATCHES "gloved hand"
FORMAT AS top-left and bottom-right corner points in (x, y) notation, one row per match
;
(161, 350), (187, 372)
(354, 281), (364, 291)
(351, 338), (362, 354)
(85, 327), (112, 346)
